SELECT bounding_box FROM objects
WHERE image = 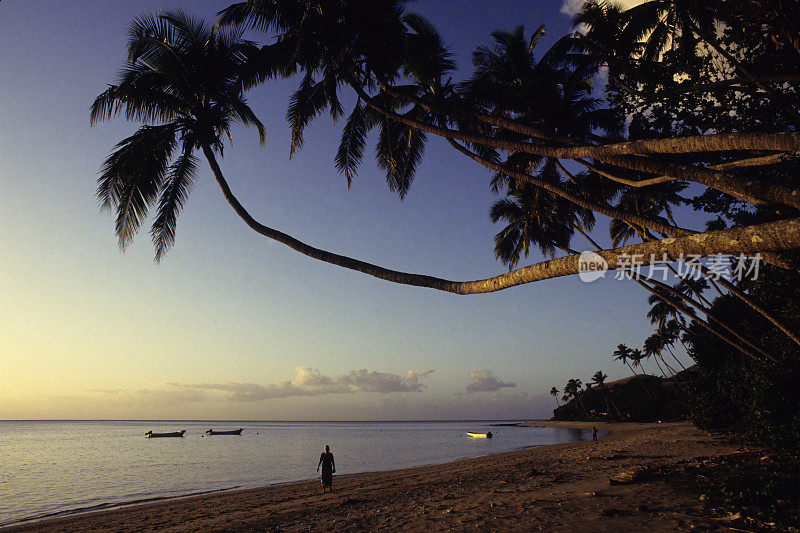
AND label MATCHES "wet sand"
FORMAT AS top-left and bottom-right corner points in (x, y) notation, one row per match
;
(3, 421), (745, 532)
